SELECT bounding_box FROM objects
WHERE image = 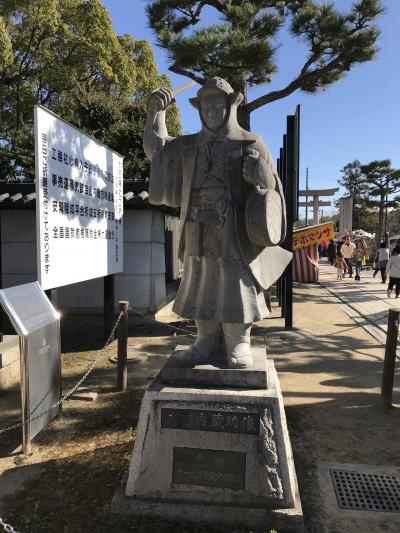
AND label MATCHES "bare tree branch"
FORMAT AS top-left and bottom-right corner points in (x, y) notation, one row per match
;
(245, 54), (344, 113)
(167, 1), (226, 30)
(300, 54), (316, 77)
(169, 63), (205, 85)
(176, 7), (193, 18)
